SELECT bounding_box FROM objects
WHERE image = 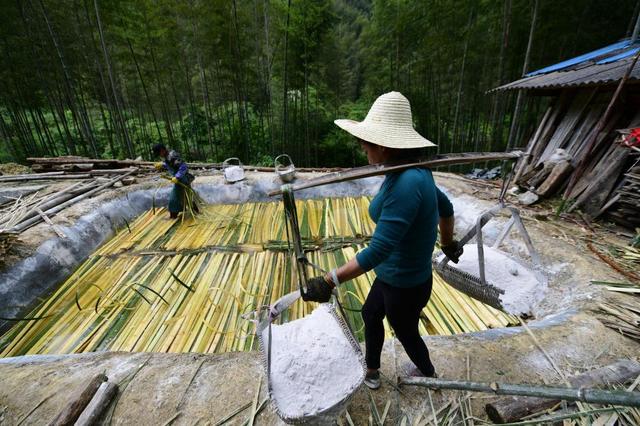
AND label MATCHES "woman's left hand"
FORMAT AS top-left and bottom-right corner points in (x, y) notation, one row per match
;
(301, 276), (333, 303)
